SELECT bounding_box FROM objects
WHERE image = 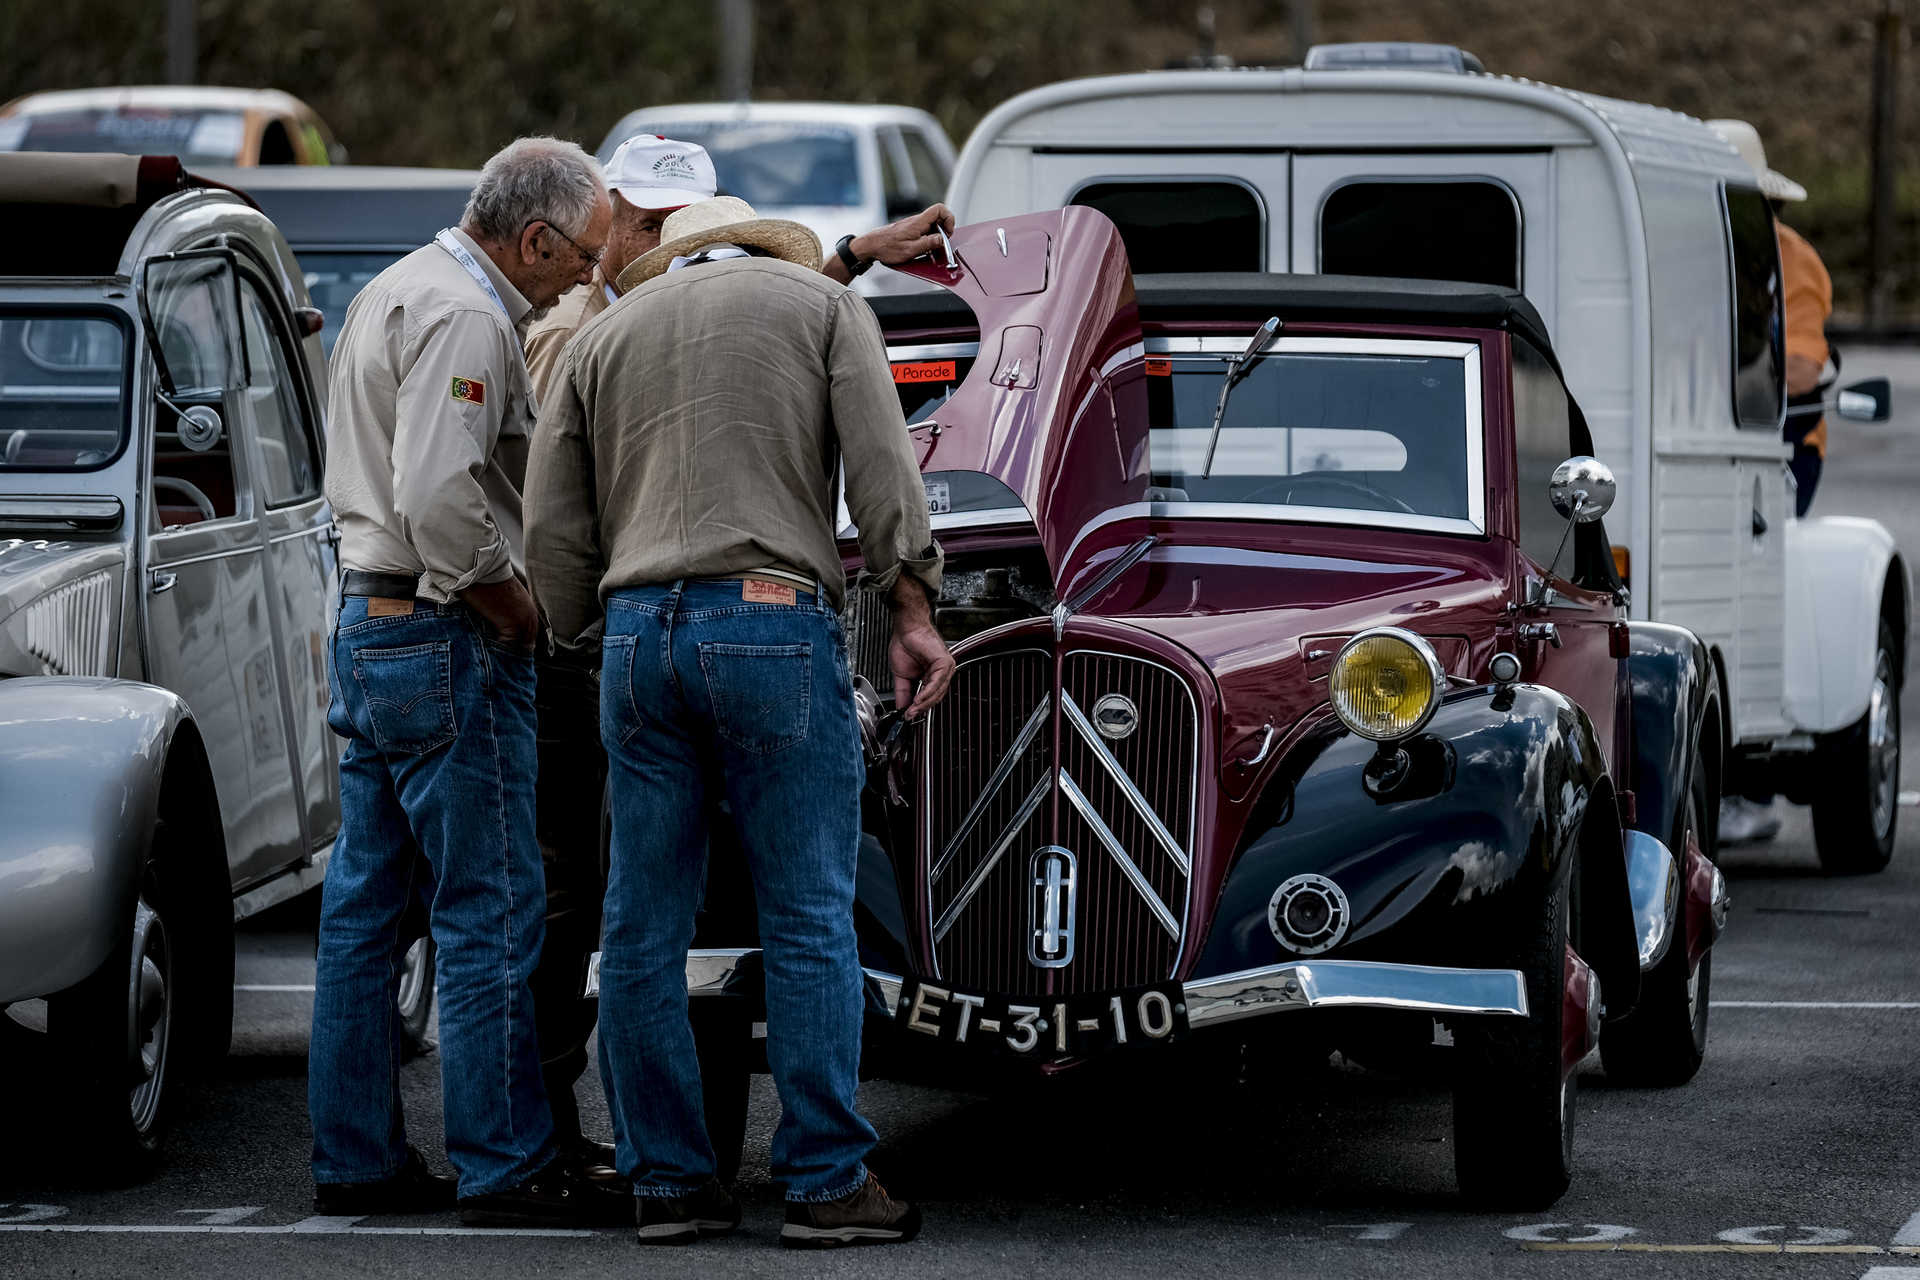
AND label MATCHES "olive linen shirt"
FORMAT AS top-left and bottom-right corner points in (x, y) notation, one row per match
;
(523, 270), (613, 404)
(524, 255), (941, 651)
(323, 227), (537, 602)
